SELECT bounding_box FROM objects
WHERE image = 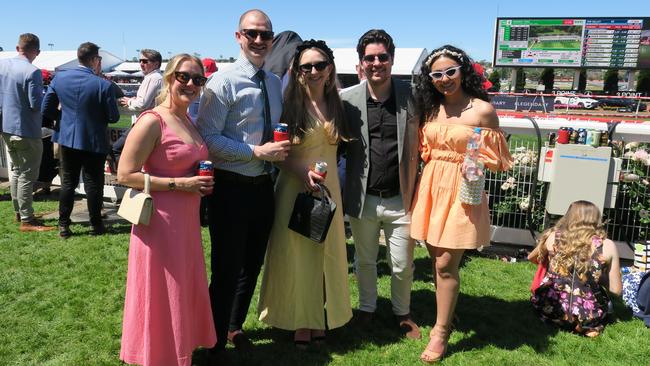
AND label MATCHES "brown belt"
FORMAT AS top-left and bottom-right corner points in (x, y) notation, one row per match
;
(367, 187), (400, 198)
